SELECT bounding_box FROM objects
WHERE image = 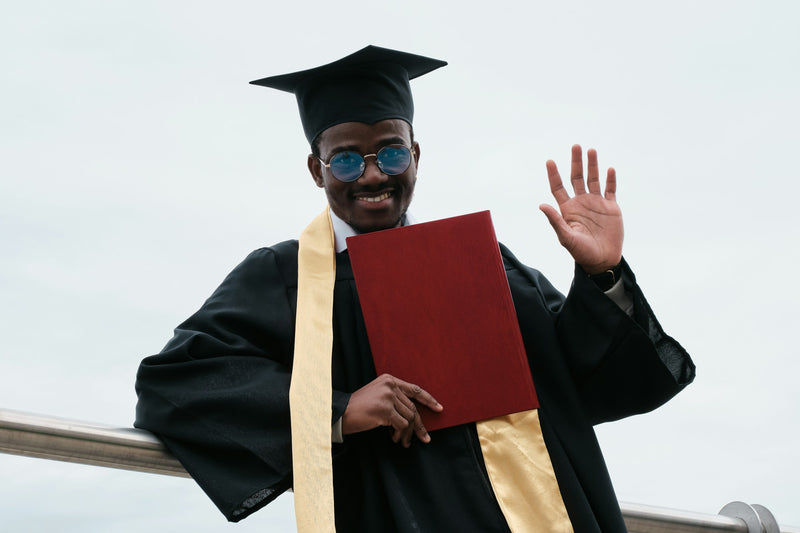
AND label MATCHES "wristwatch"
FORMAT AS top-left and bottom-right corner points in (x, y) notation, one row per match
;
(587, 263), (622, 292)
